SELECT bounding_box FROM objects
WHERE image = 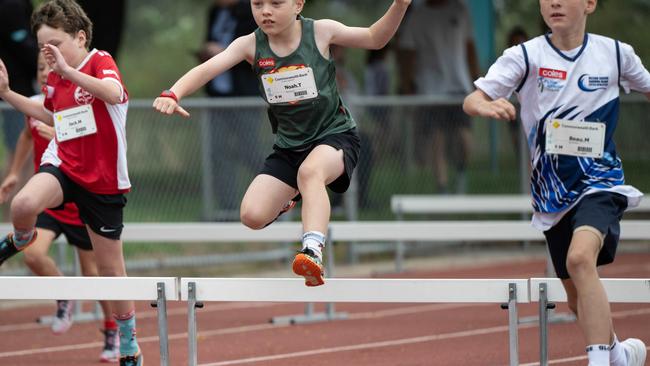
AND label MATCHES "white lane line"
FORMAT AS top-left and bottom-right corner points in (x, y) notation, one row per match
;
(0, 302), (278, 333)
(0, 303), (648, 359)
(199, 323), (538, 366)
(3, 304), (644, 362)
(0, 303), (480, 358)
(196, 307), (650, 366)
